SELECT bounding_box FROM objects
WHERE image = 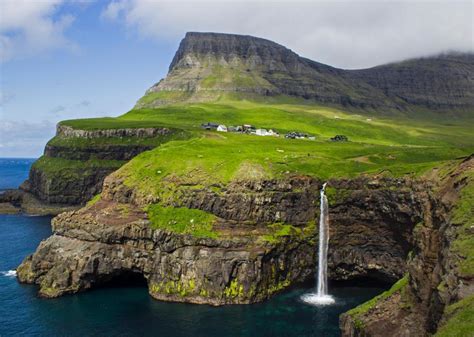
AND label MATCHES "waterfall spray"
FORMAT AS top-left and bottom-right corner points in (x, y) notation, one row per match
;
(301, 182), (335, 305)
